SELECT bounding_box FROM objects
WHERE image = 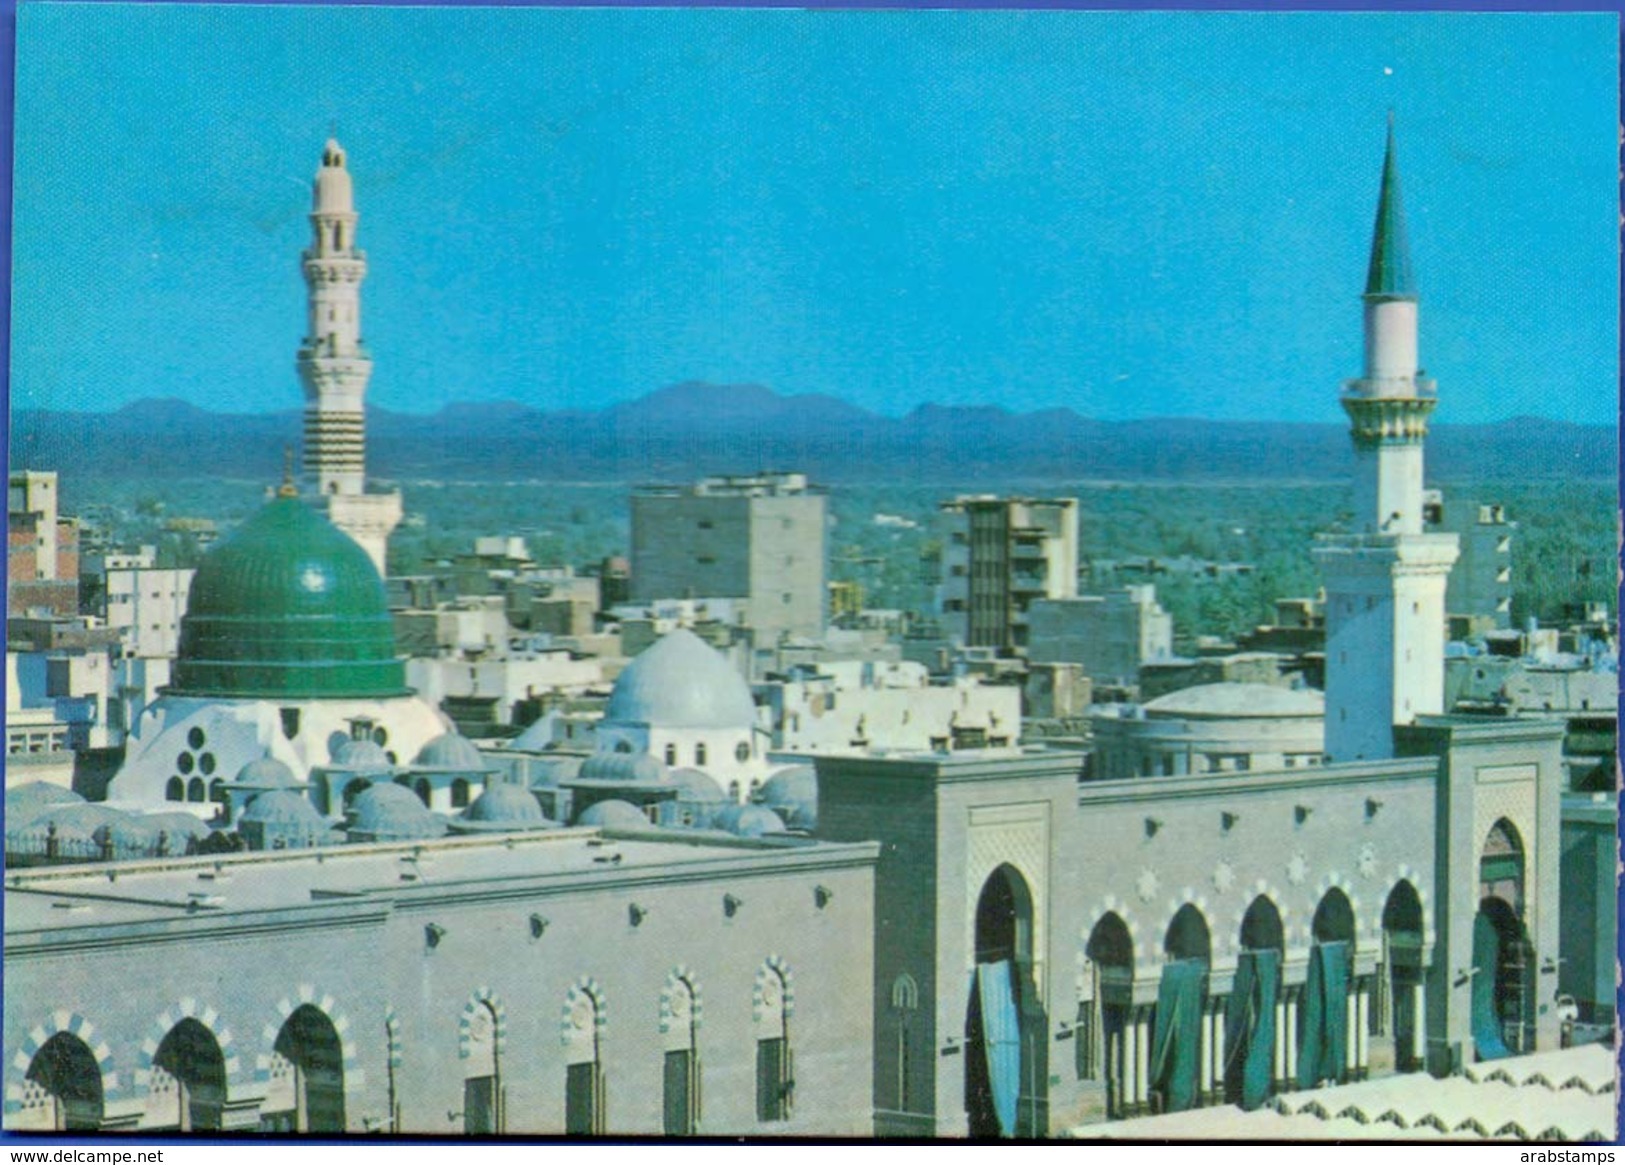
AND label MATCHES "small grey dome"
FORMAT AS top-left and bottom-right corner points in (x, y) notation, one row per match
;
(669, 767), (728, 804)
(242, 790), (325, 827)
(457, 783), (554, 830)
(579, 752), (667, 785)
(332, 738), (392, 771)
(4, 782), (85, 817)
(415, 732), (486, 771)
(574, 799), (649, 829)
(714, 803), (787, 838)
(349, 782), (446, 841)
(234, 756), (300, 787)
(757, 764), (817, 830)
(1143, 683), (1324, 720)
(603, 629), (757, 730)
